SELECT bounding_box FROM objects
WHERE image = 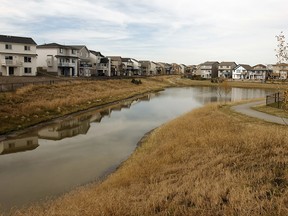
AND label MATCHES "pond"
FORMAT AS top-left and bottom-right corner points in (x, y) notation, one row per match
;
(0, 86), (273, 212)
